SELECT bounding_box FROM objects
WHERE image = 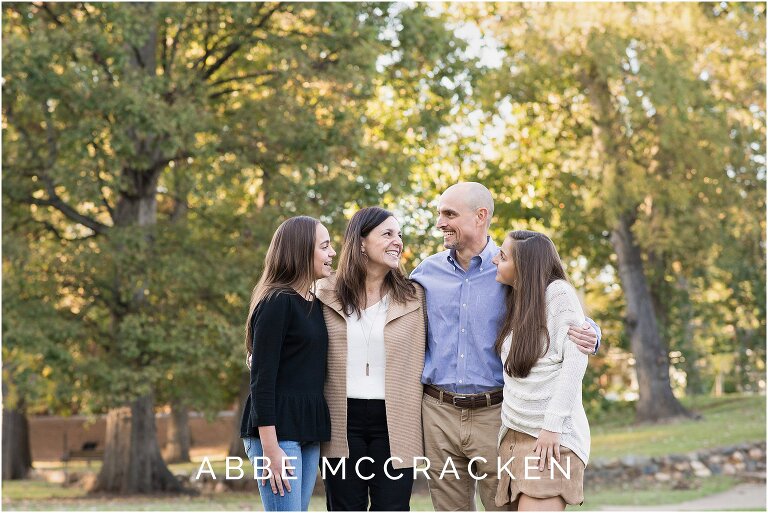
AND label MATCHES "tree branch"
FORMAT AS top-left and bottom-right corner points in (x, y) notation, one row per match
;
(39, 2), (64, 26)
(208, 87), (241, 100)
(96, 169), (116, 224)
(165, 17), (188, 78)
(201, 2), (284, 81)
(30, 190), (111, 236)
(130, 44), (146, 68)
(35, 218), (99, 241)
(209, 70), (277, 87)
